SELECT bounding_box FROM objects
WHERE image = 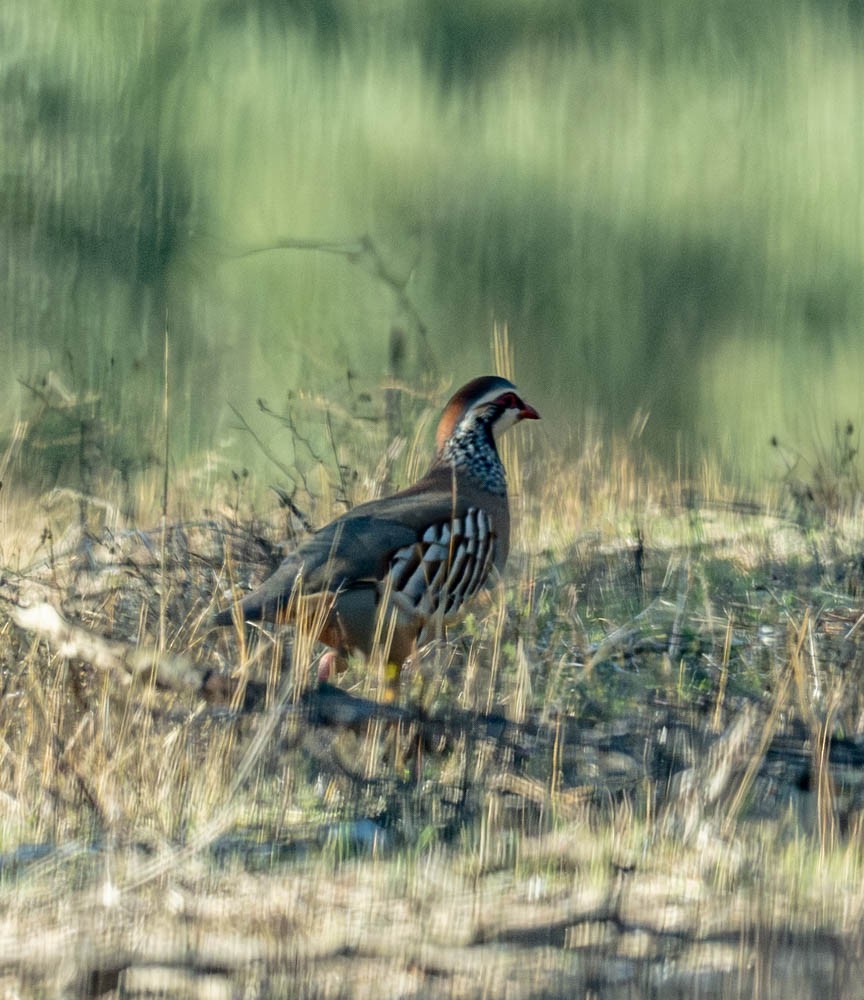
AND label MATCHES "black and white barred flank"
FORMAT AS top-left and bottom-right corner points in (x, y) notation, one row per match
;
(387, 508), (496, 618)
